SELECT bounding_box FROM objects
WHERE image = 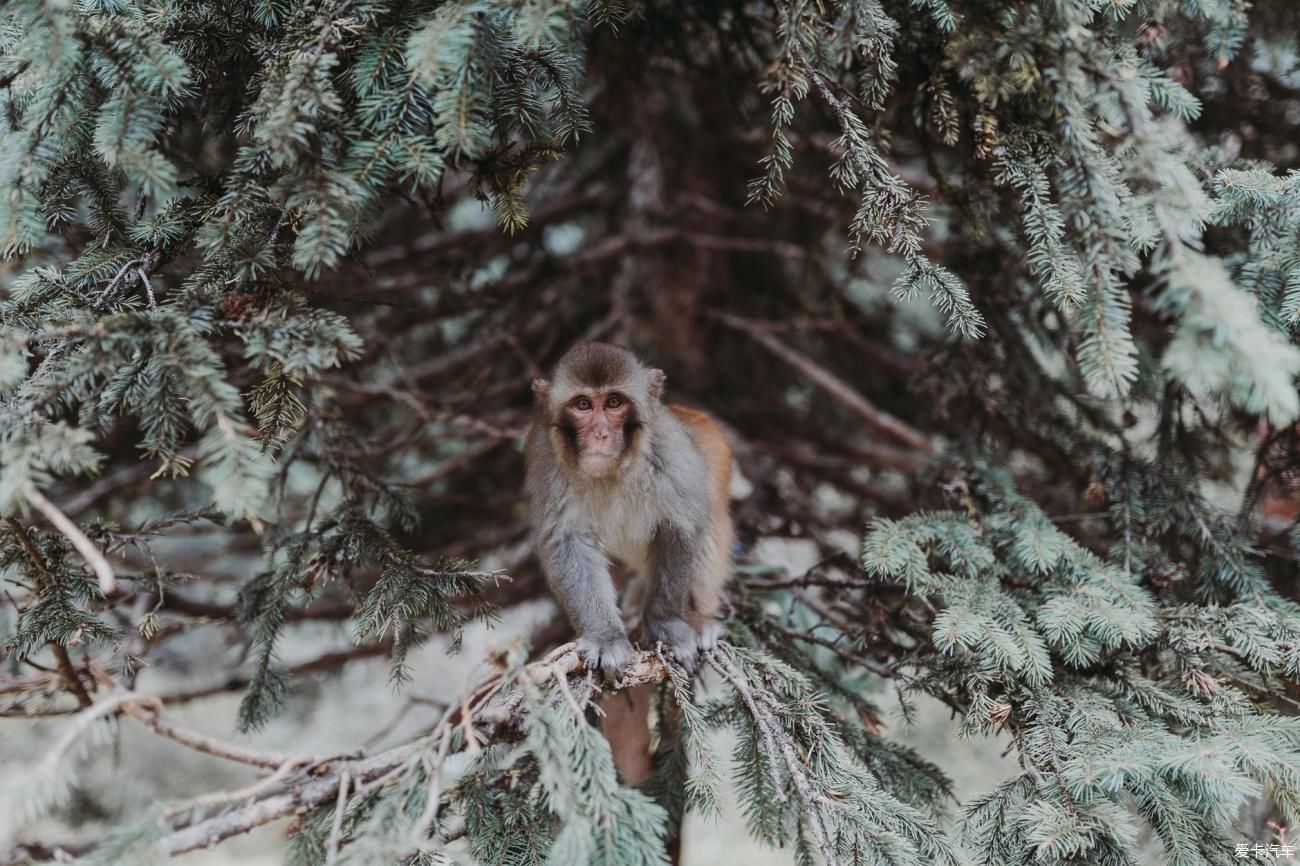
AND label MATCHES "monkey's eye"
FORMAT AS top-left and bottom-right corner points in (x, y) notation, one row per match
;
(606, 394), (624, 410)
(574, 397), (593, 411)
